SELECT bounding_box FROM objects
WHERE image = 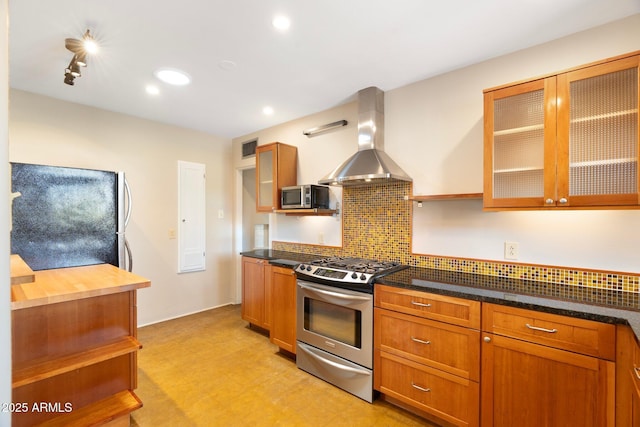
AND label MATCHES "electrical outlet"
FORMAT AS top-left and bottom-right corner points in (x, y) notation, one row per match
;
(504, 241), (519, 260)
(168, 229), (176, 239)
